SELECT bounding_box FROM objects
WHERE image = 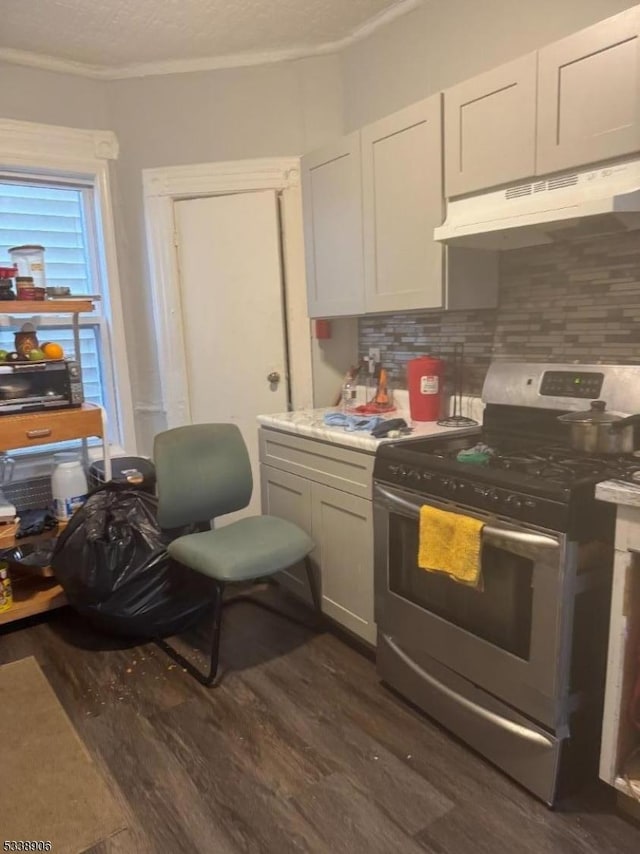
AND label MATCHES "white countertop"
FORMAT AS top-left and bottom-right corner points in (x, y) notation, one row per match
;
(257, 405), (481, 452)
(596, 480), (640, 508)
